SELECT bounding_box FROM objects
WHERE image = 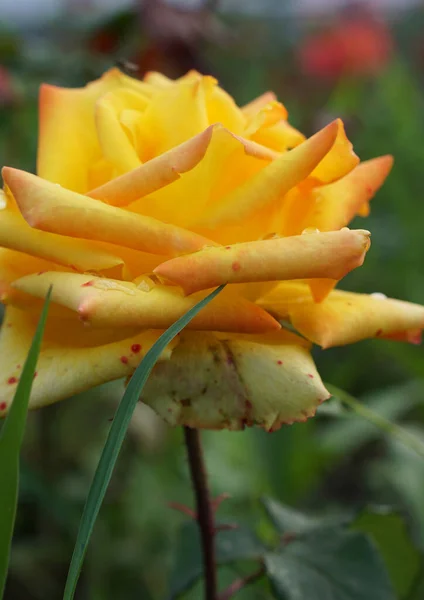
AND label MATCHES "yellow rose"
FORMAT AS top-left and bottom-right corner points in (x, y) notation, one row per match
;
(0, 69), (422, 431)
